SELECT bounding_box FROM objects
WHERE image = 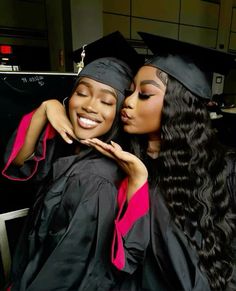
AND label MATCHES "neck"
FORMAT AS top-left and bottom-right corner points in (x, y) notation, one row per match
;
(147, 134), (161, 159)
